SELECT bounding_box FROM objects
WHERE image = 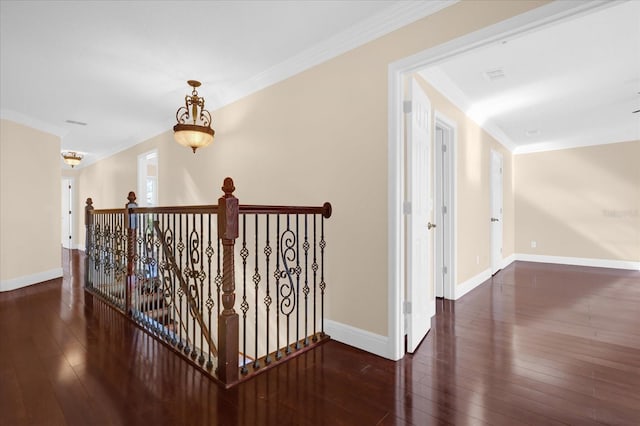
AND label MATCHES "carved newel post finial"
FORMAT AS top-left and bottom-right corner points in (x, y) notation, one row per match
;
(127, 191), (137, 206)
(222, 177), (235, 198)
(85, 198), (93, 208)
